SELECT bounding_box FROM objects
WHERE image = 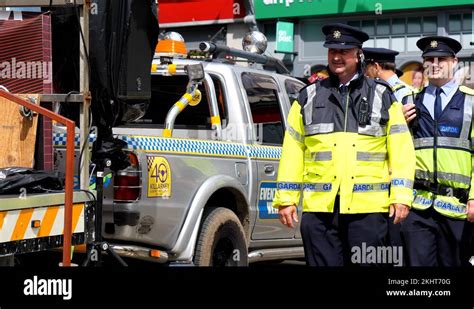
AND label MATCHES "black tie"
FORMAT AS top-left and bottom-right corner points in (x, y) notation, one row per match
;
(338, 85), (349, 109)
(340, 85), (348, 96)
(434, 87), (443, 120)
